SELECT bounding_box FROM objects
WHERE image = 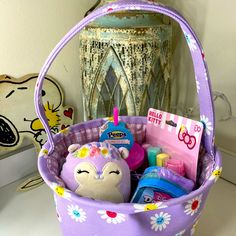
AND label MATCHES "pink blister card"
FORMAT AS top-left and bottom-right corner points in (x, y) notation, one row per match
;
(146, 108), (204, 182)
